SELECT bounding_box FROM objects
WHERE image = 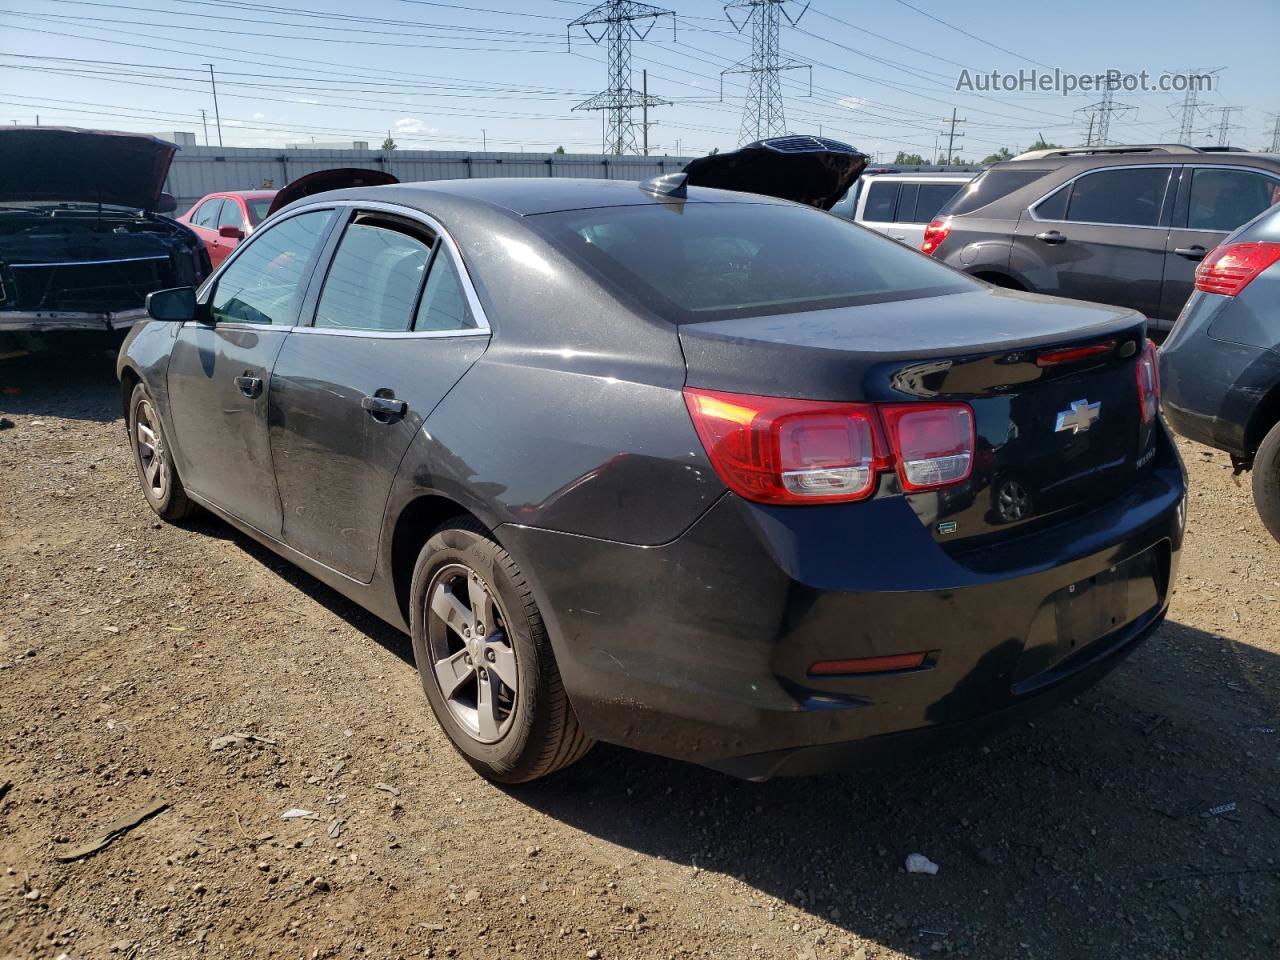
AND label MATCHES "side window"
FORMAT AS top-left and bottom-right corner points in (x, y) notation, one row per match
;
(217, 200), (245, 231)
(193, 198), (223, 228)
(914, 183), (964, 223)
(209, 210), (333, 326)
(862, 182), (899, 222)
(1034, 185), (1069, 220)
(1187, 168), (1280, 232)
(314, 219), (433, 332)
(415, 250), (477, 332)
(1064, 168), (1170, 227)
